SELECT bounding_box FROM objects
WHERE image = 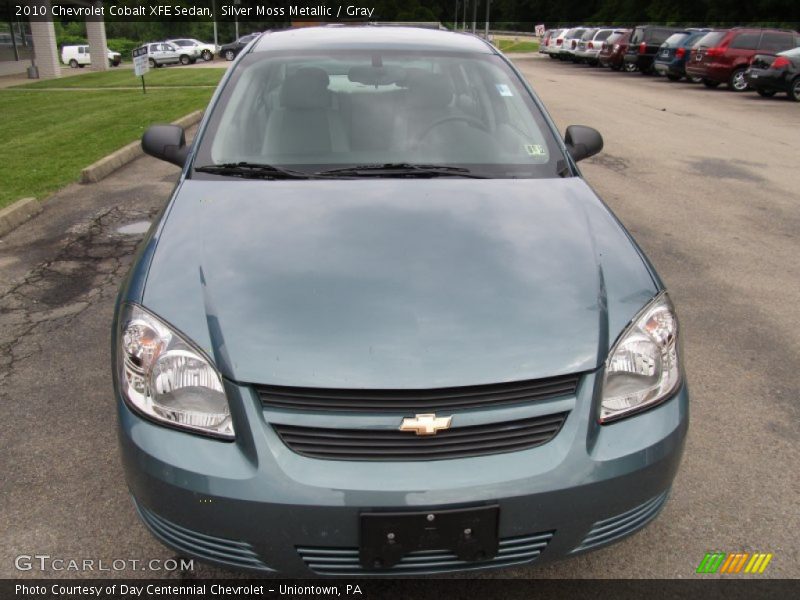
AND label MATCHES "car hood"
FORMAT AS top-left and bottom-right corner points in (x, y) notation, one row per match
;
(142, 178), (657, 388)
